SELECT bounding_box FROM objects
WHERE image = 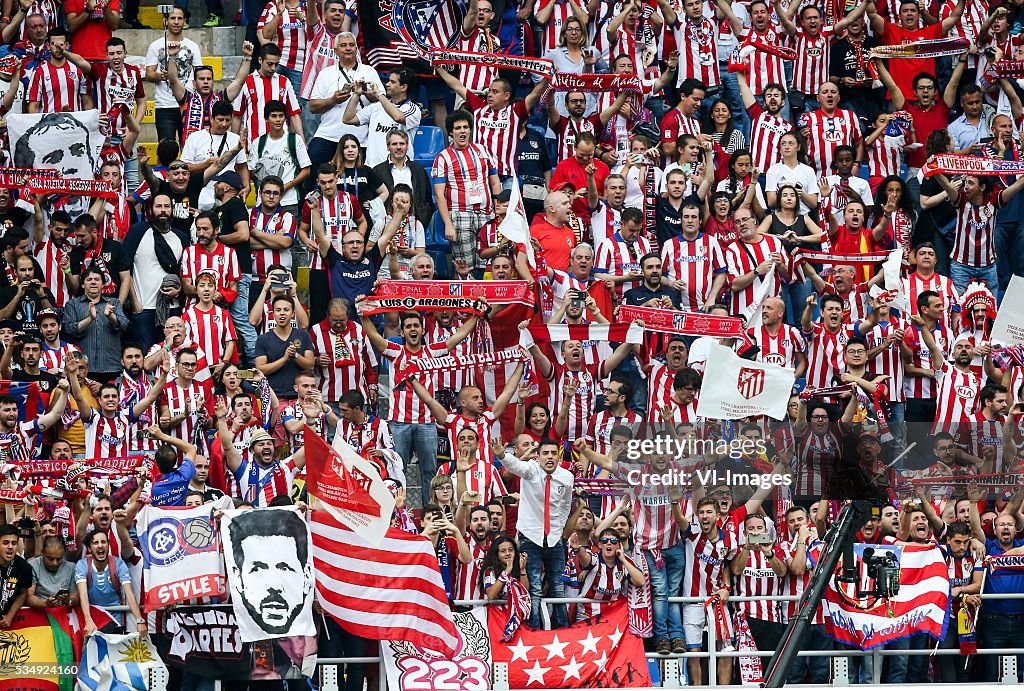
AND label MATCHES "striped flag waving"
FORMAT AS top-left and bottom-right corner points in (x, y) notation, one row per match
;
(310, 510), (460, 657)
